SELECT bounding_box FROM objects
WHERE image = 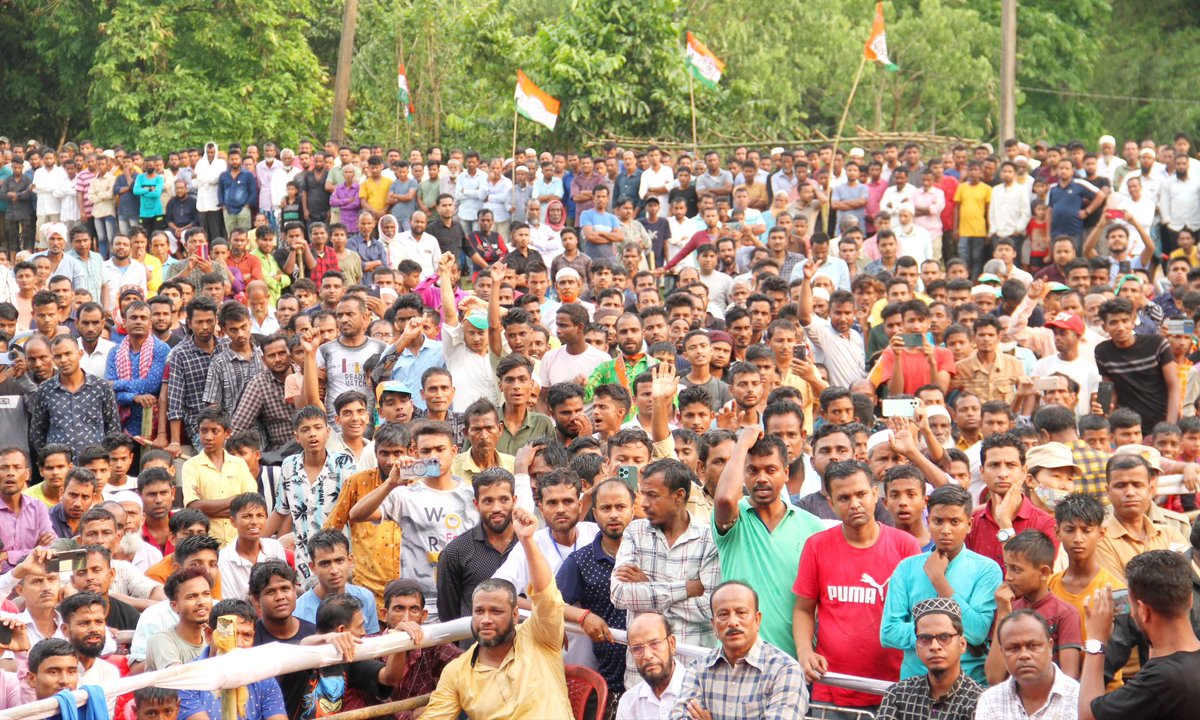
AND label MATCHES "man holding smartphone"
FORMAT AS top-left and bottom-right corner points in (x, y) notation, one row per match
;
(348, 421), (477, 621)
